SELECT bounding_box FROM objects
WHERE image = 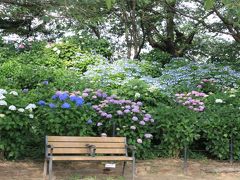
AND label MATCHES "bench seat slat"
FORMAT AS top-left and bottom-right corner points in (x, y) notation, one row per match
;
(52, 156), (133, 161)
(48, 148), (126, 154)
(48, 136), (125, 142)
(48, 142), (125, 148)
